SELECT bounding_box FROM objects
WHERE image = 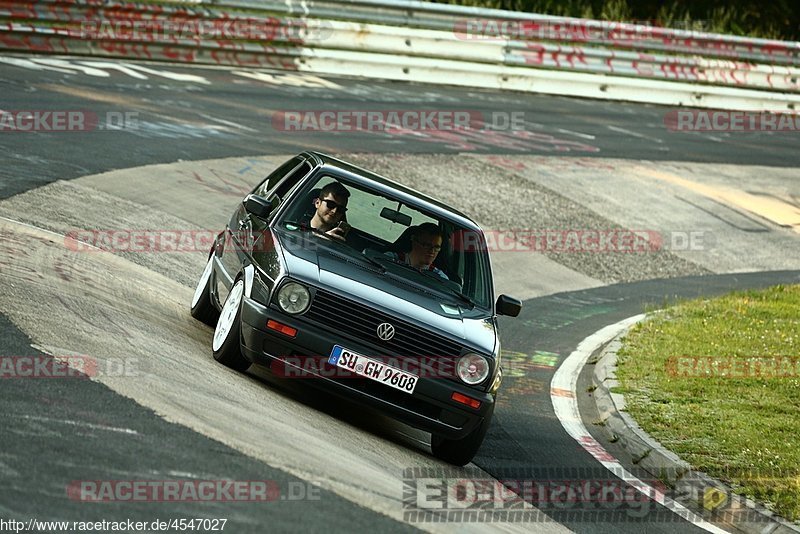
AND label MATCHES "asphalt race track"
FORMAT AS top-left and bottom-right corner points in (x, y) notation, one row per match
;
(1, 55), (799, 533)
